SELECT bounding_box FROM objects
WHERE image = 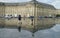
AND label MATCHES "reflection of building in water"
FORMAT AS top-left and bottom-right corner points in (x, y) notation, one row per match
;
(0, 0), (58, 32)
